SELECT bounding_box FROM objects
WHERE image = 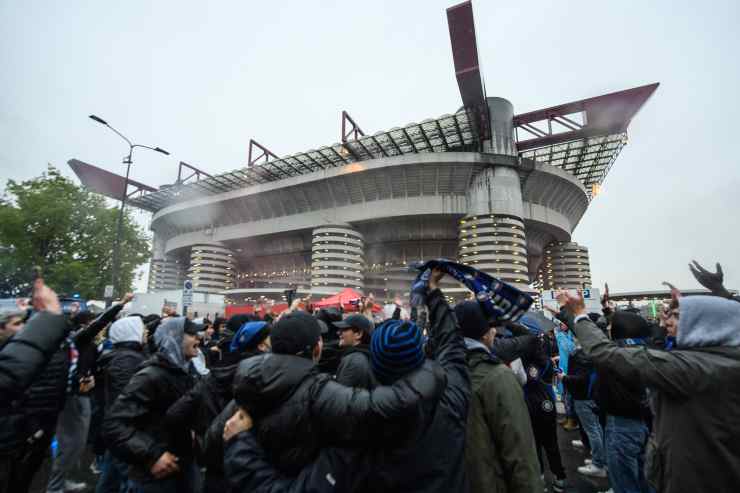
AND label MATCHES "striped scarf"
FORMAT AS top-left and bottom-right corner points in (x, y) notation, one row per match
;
(410, 259), (533, 322)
